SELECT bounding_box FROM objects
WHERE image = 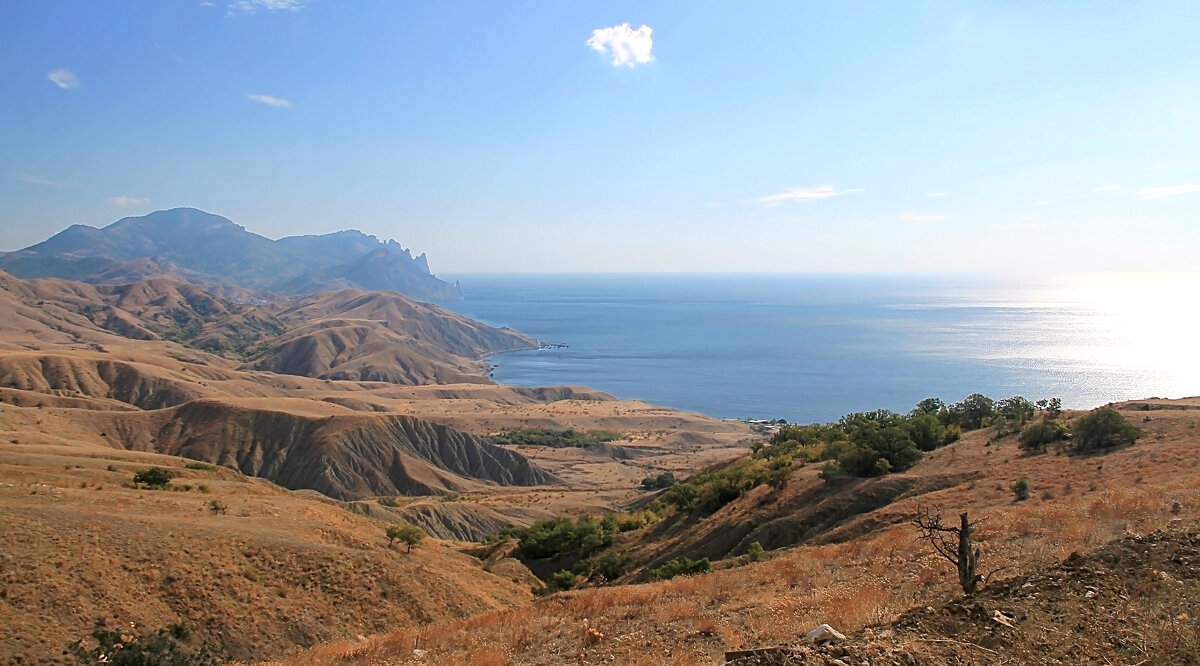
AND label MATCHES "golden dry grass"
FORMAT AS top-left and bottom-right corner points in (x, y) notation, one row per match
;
(260, 403), (1200, 665)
